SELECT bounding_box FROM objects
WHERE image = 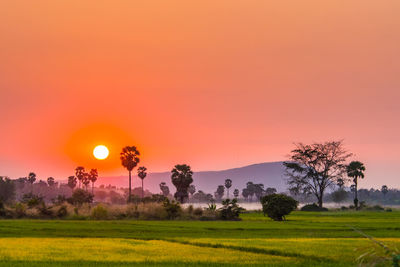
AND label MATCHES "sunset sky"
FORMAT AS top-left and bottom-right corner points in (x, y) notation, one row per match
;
(1, 1), (399, 188)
